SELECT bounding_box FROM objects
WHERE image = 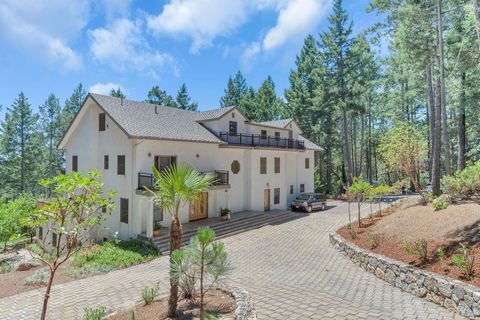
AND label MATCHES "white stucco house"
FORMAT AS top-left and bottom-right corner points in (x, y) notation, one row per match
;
(58, 93), (323, 240)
